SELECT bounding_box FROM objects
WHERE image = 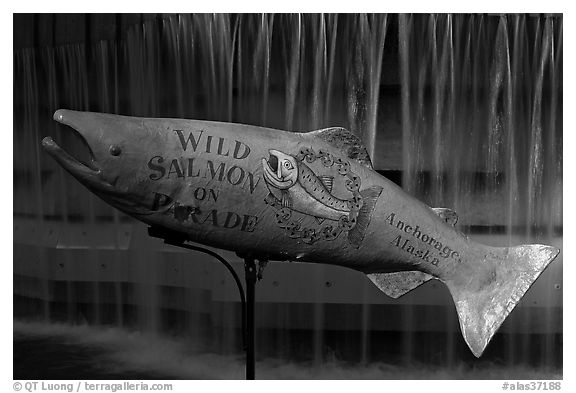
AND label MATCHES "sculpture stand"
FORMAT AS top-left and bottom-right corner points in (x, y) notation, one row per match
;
(147, 226), (261, 380)
(243, 256), (257, 380)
